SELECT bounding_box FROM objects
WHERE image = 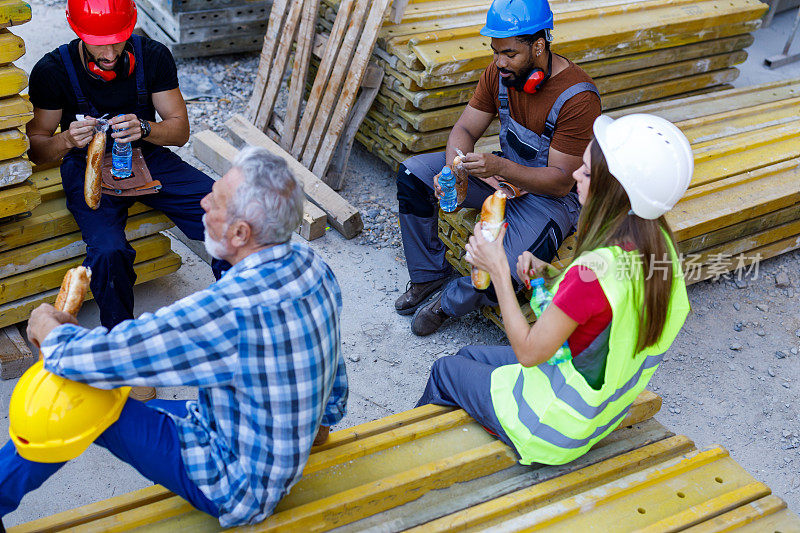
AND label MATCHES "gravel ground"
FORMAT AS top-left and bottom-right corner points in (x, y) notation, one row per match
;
(6, 1), (800, 527)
